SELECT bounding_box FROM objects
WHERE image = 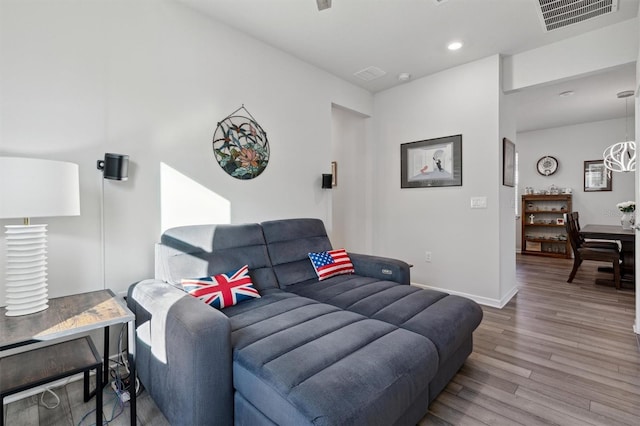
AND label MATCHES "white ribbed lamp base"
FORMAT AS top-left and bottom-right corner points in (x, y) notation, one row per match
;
(5, 224), (48, 316)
